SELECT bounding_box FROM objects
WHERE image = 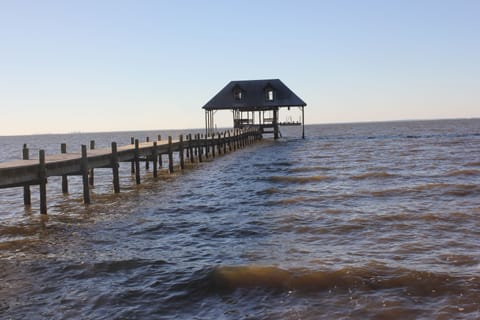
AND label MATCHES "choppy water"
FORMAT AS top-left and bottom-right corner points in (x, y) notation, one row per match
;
(0, 119), (479, 319)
